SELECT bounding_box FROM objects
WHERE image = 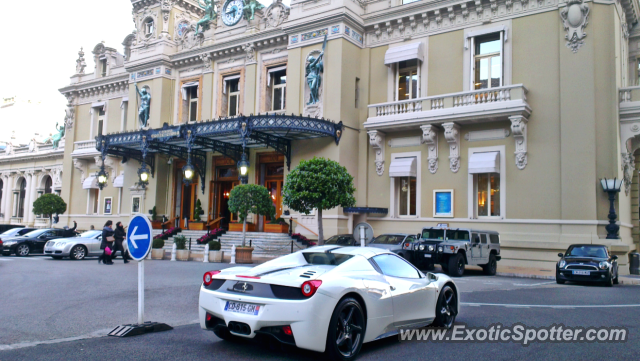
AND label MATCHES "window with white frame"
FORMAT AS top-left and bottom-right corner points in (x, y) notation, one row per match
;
(472, 33), (503, 90)
(397, 59), (419, 100)
(120, 100), (128, 131)
(100, 58), (108, 77)
(89, 188), (99, 214)
(97, 108), (105, 136)
(389, 154), (420, 218)
(468, 147), (505, 219)
(144, 18), (154, 36)
(180, 82), (199, 123)
(268, 67), (286, 112)
(226, 77), (240, 116)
